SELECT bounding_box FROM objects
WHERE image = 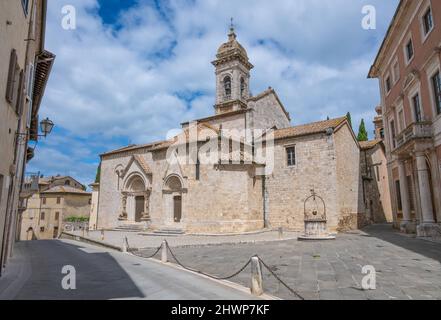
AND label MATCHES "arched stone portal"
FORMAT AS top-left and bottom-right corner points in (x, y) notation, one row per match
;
(163, 175), (184, 225)
(120, 174), (151, 223)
